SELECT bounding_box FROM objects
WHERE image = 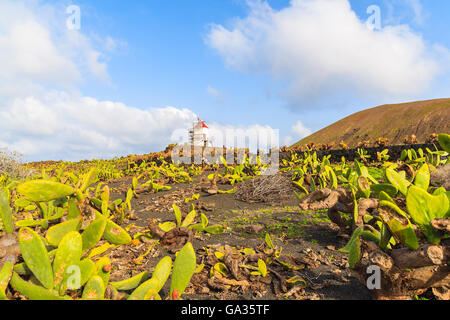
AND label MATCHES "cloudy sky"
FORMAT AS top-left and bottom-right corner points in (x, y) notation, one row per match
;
(1, 0), (449, 161)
